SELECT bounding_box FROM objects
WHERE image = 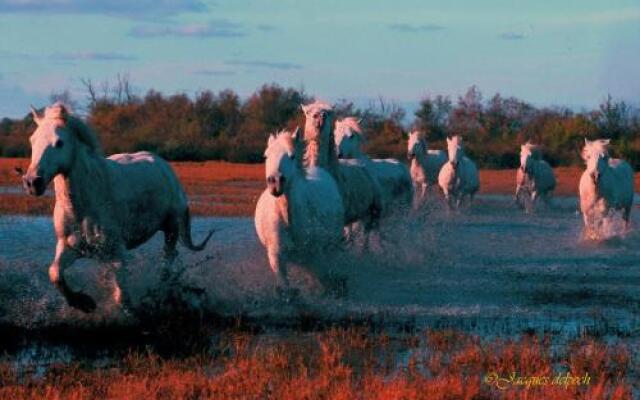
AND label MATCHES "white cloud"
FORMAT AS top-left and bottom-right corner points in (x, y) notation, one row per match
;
(499, 32), (525, 40)
(130, 20), (245, 38)
(224, 60), (303, 70)
(387, 23), (445, 33)
(50, 51), (137, 61)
